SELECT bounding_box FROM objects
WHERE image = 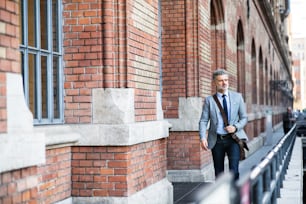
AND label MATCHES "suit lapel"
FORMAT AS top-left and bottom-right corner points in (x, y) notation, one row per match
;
(228, 91), (234, 123)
